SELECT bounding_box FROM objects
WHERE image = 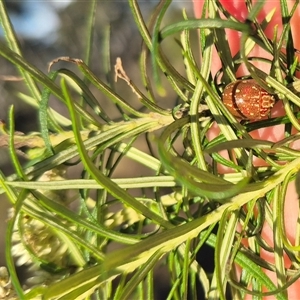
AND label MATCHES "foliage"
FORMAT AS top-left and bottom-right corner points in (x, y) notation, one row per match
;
(0, 0), (300, 299)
